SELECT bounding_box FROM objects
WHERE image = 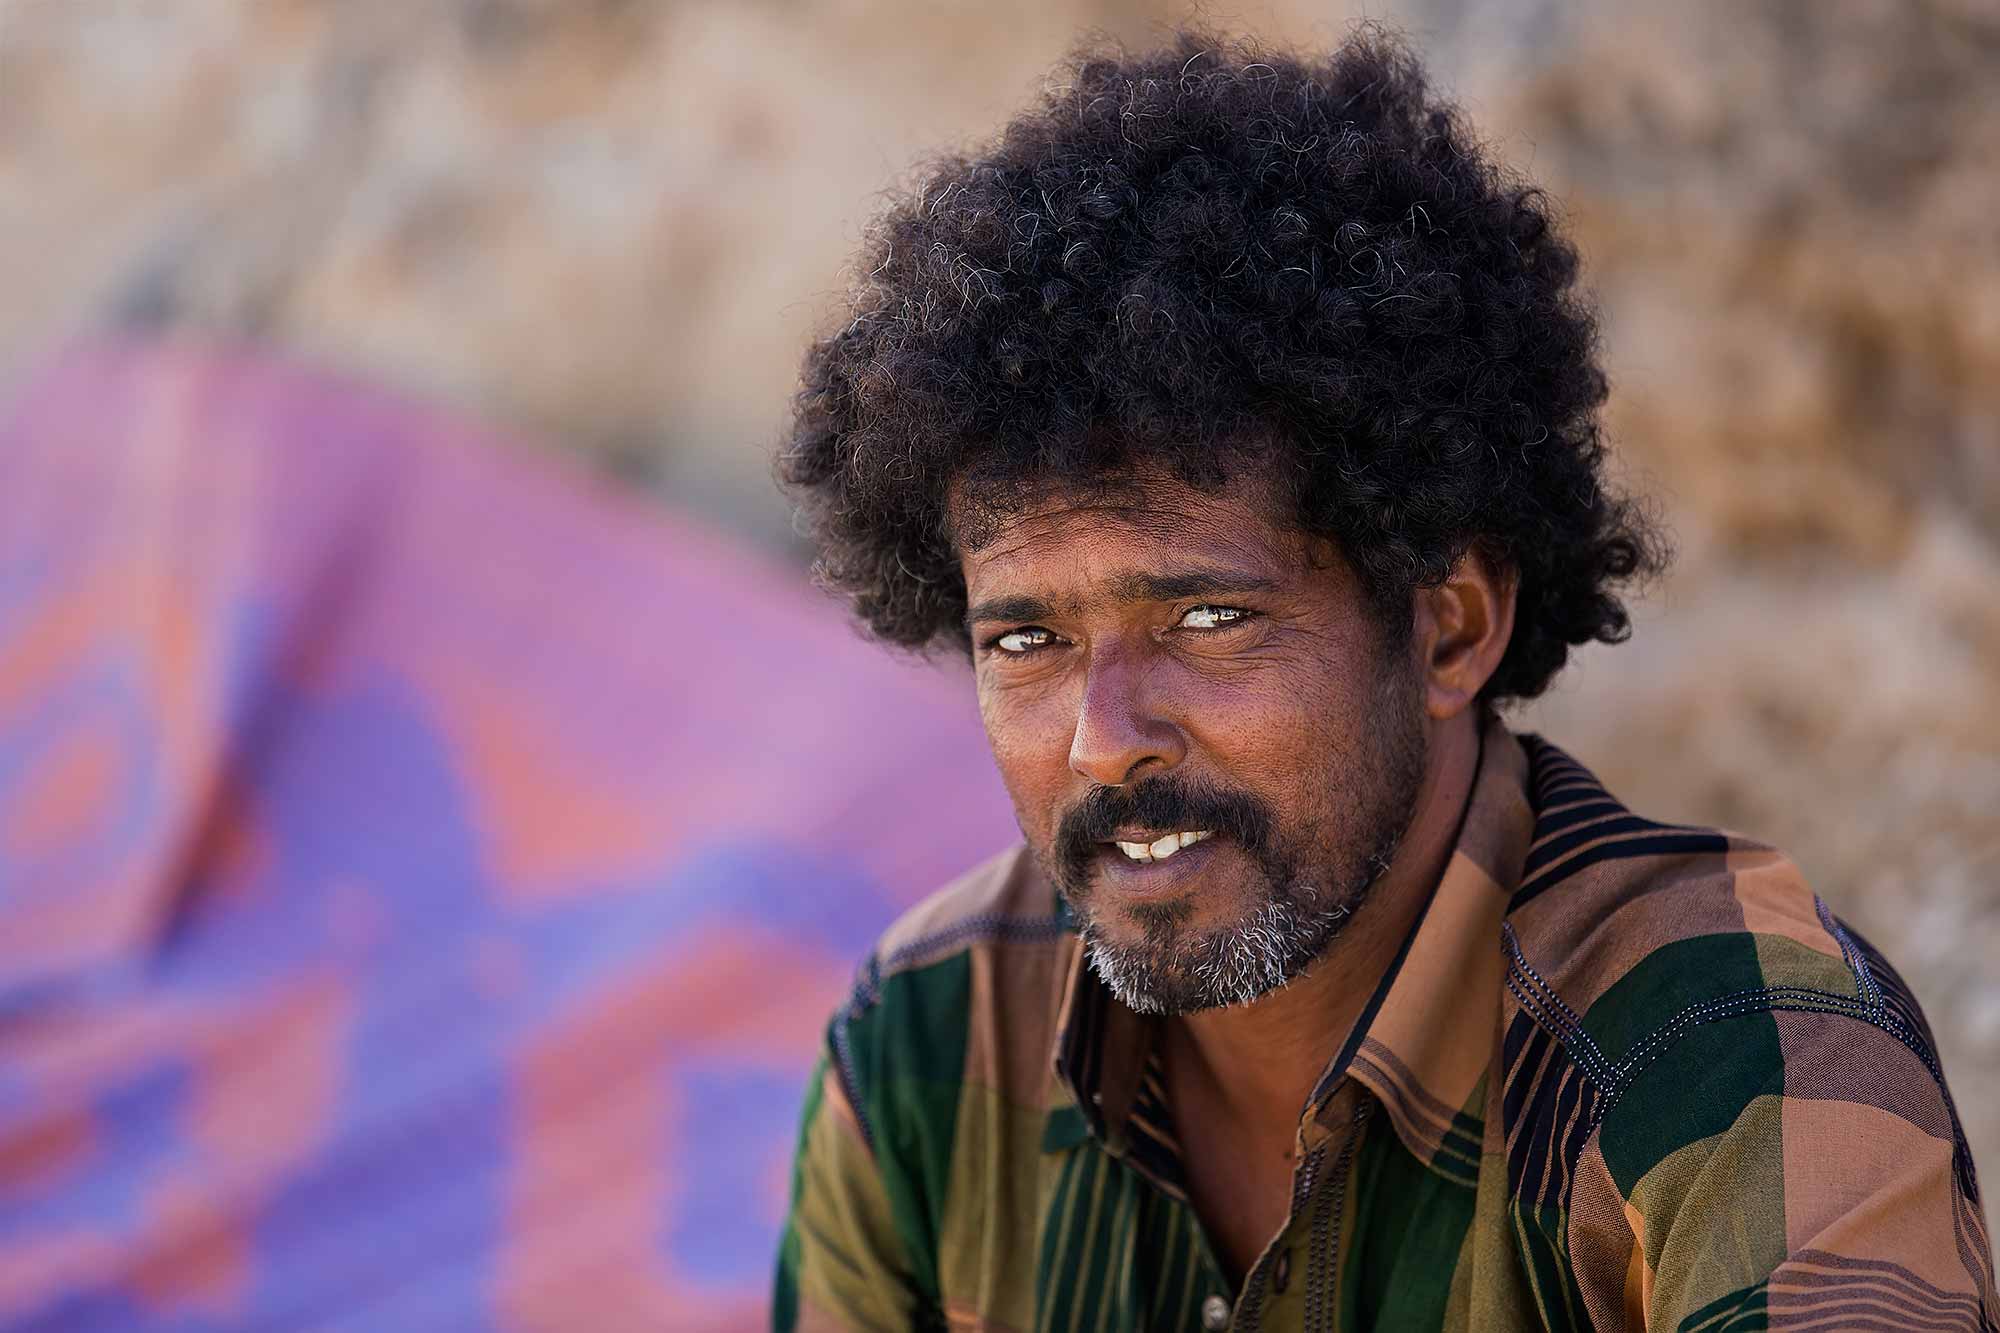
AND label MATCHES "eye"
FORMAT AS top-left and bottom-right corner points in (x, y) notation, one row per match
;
(1178, 604), (1250, 631)
(992, 626), (1057, 655)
